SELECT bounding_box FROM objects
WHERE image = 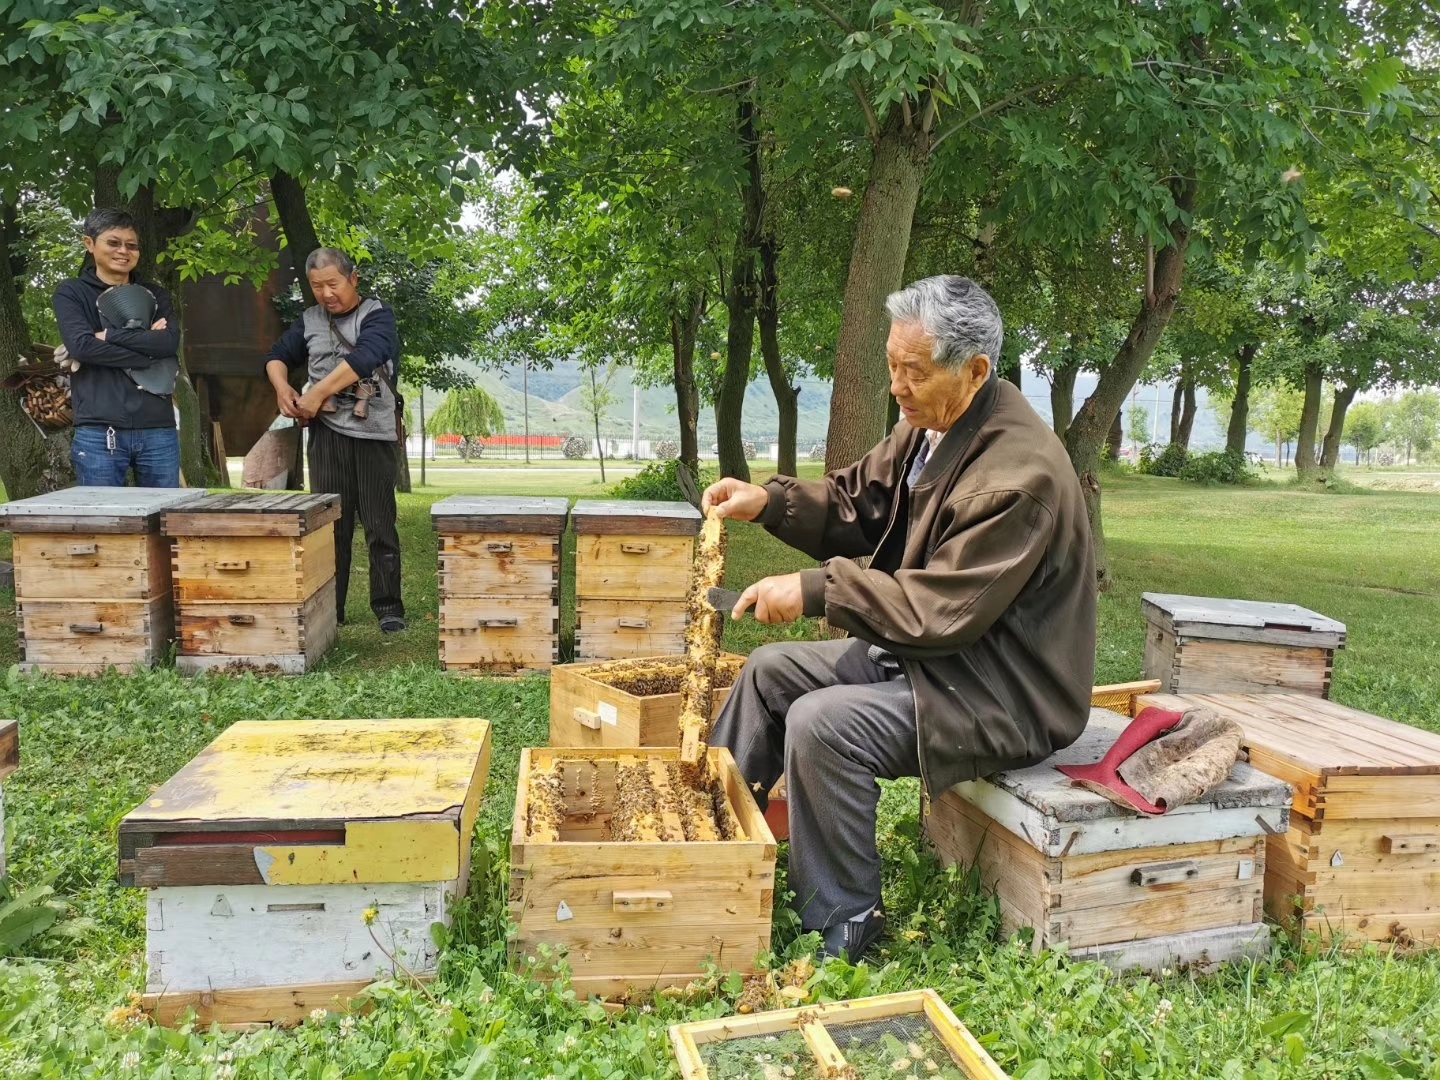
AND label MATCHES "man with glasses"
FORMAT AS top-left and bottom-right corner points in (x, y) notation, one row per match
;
(51, 208), (182, 486)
